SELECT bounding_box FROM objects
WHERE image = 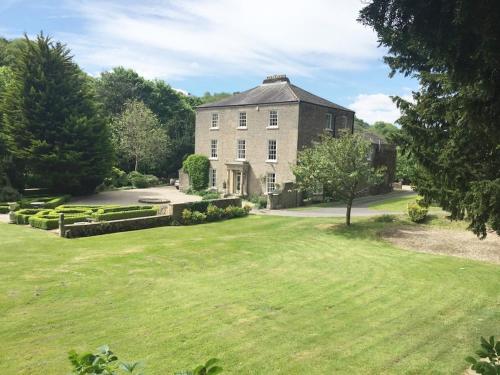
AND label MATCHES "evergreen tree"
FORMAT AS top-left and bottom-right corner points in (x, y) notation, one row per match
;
(360, 0), (500, 238)
(2, 33), (113, 195)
